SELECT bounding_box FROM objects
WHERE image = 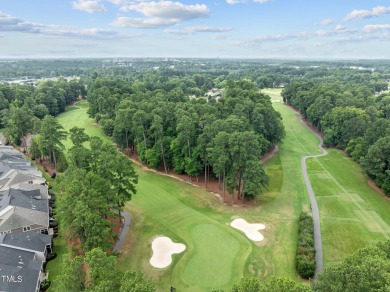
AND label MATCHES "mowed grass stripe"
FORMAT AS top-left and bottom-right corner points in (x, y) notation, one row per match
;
(308, 150), (390, 266)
